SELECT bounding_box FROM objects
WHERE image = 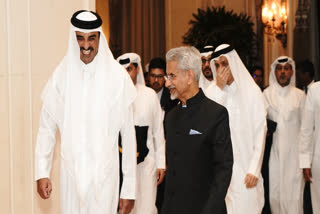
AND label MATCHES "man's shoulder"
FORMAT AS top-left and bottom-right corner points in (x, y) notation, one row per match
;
(262, 86), (273, 100)
(51, 57), (68, 78)
(164, 103), (179, 120)
(202, 95), (228, 115)
(140, 84), (156, 94)
(292, 86), (305, 98)
(309, 81), (320, 91)
(137, 84), (157, 98)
